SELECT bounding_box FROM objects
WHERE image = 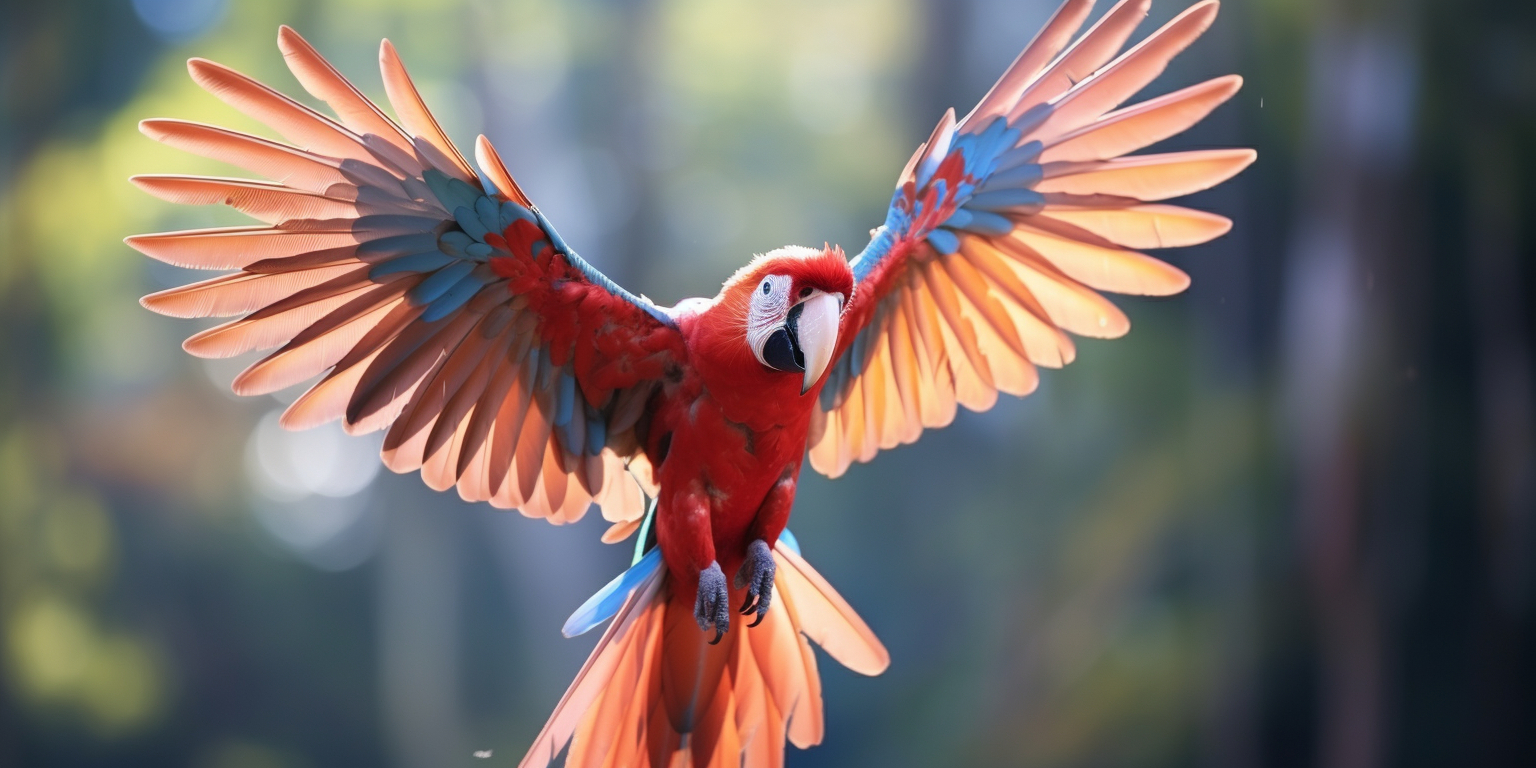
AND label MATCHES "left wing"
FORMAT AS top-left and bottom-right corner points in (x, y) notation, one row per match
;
(810, 0), (1253, 477)
(128, 28), (683, 530)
